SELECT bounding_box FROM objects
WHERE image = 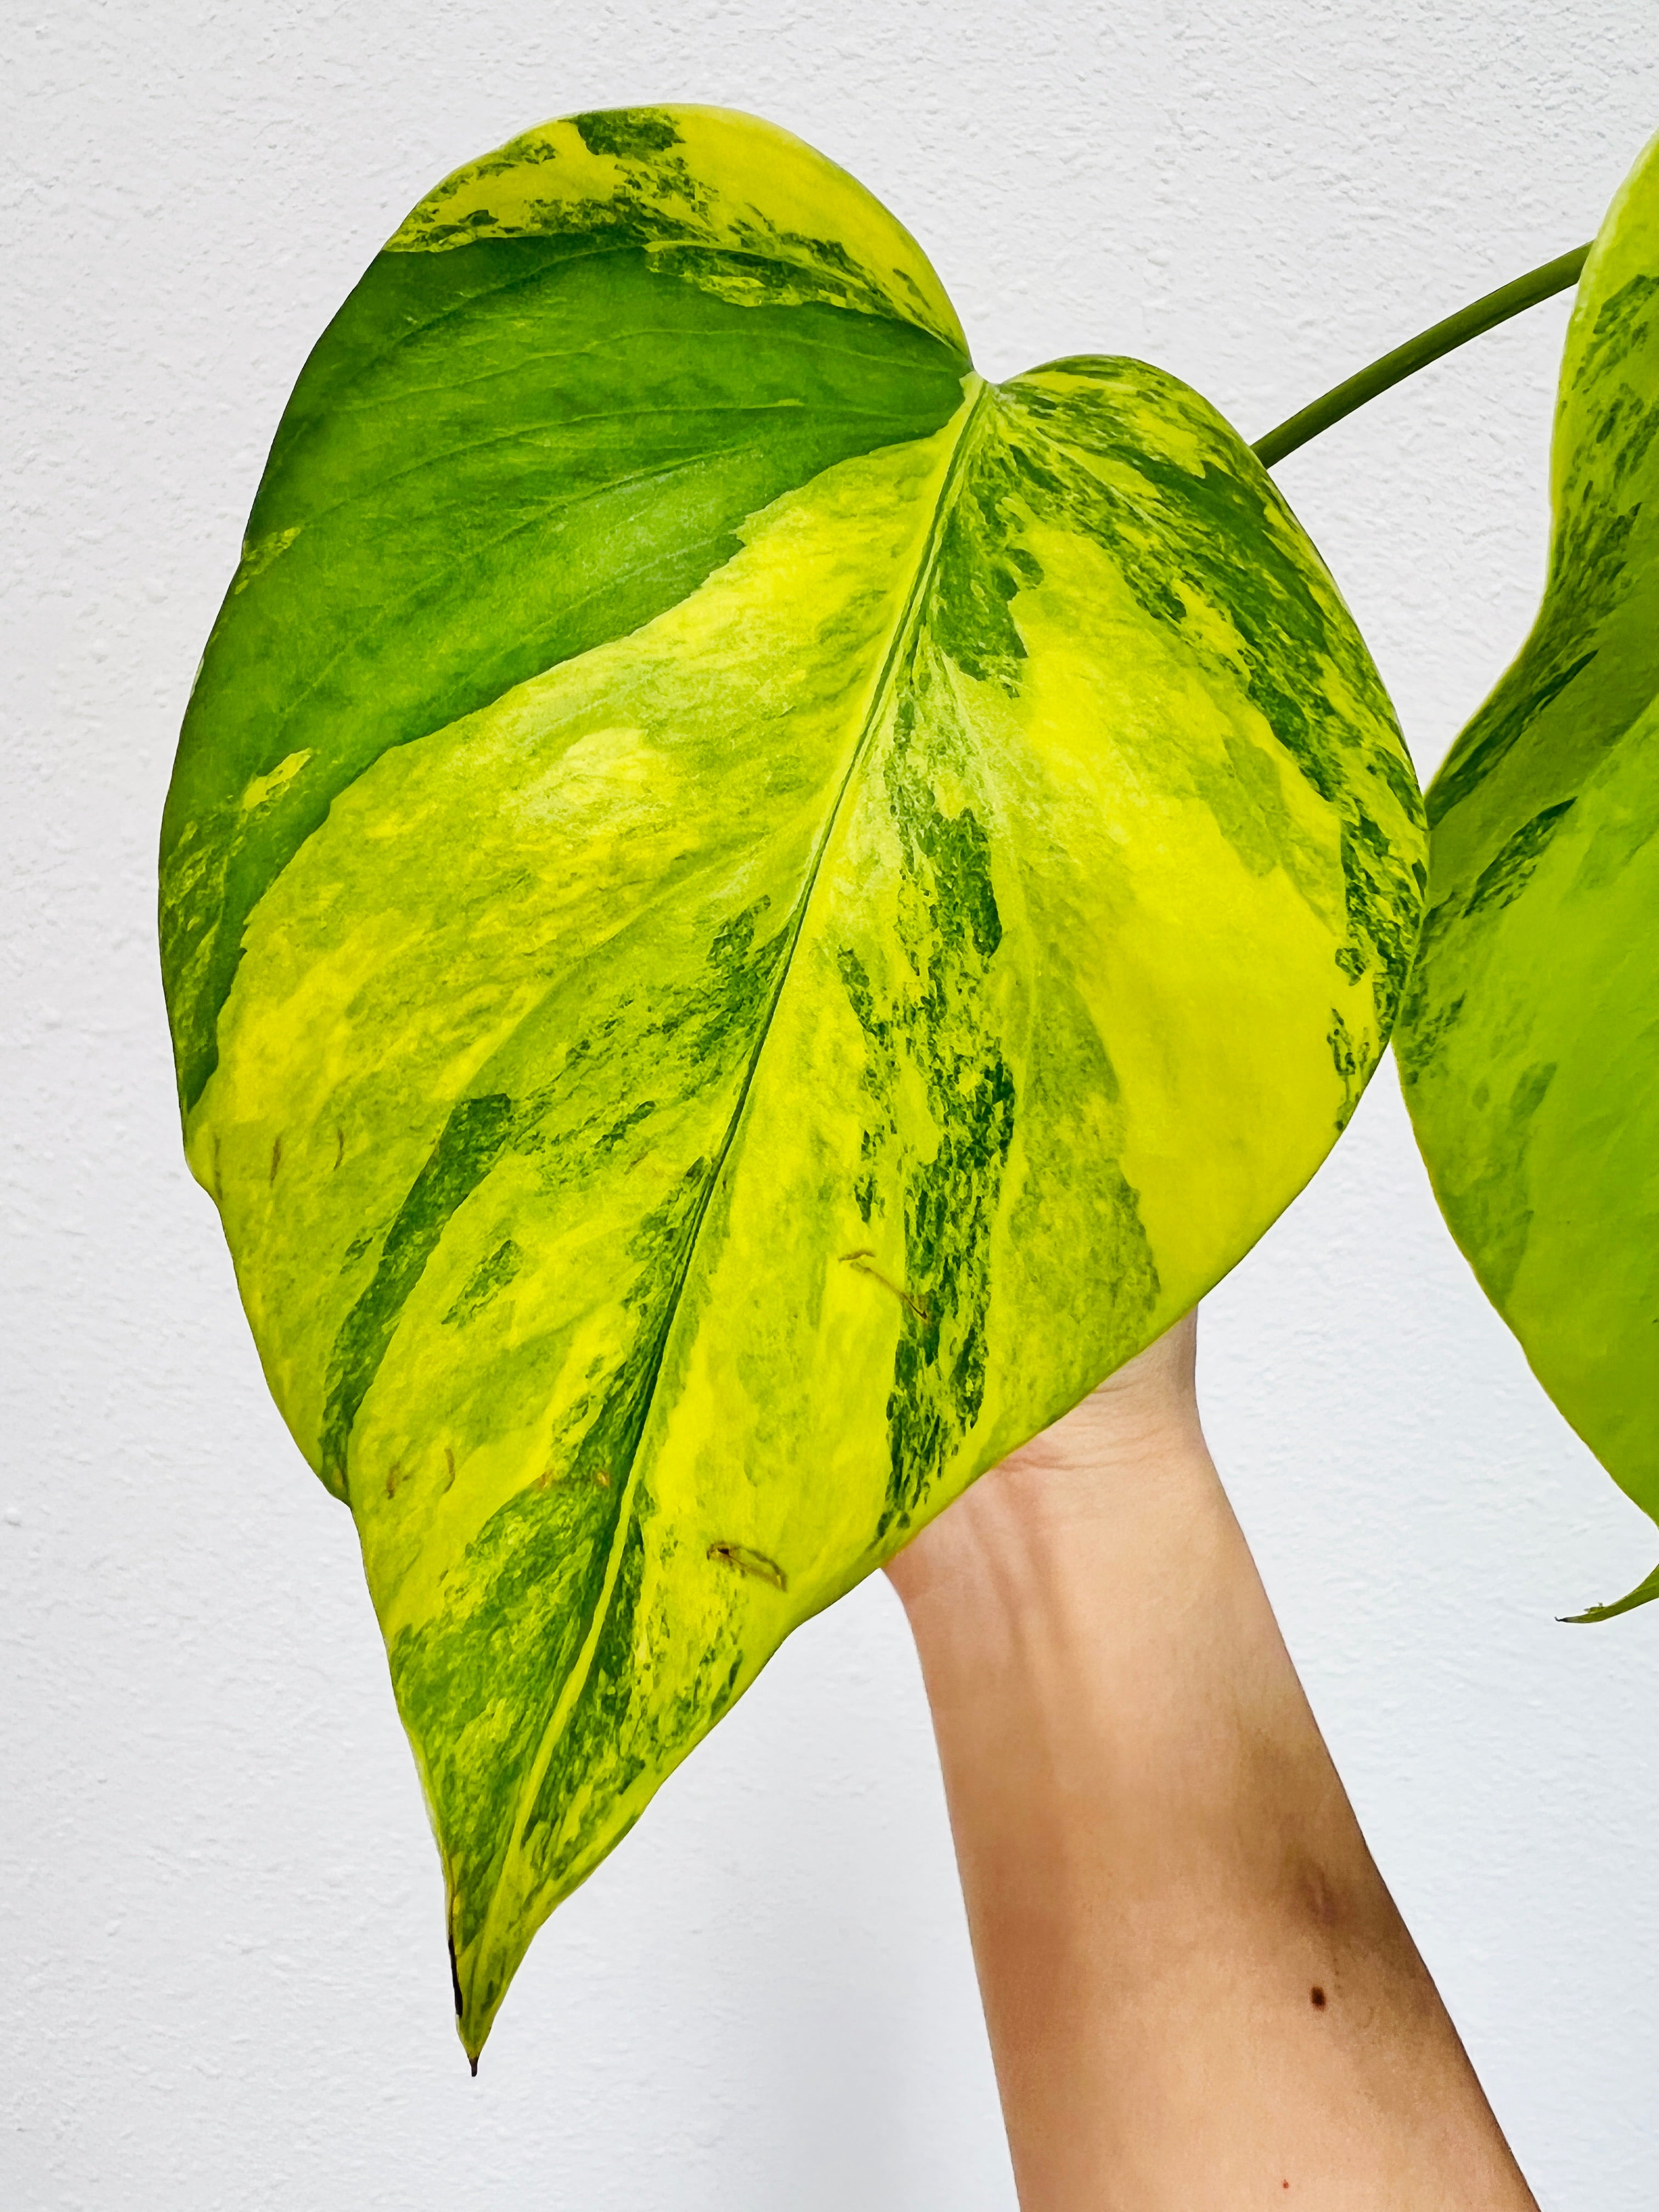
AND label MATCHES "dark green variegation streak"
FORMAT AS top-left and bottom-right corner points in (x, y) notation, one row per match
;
(161, 106), (1424, 2059)
(1398, 131), (1659, 1613)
